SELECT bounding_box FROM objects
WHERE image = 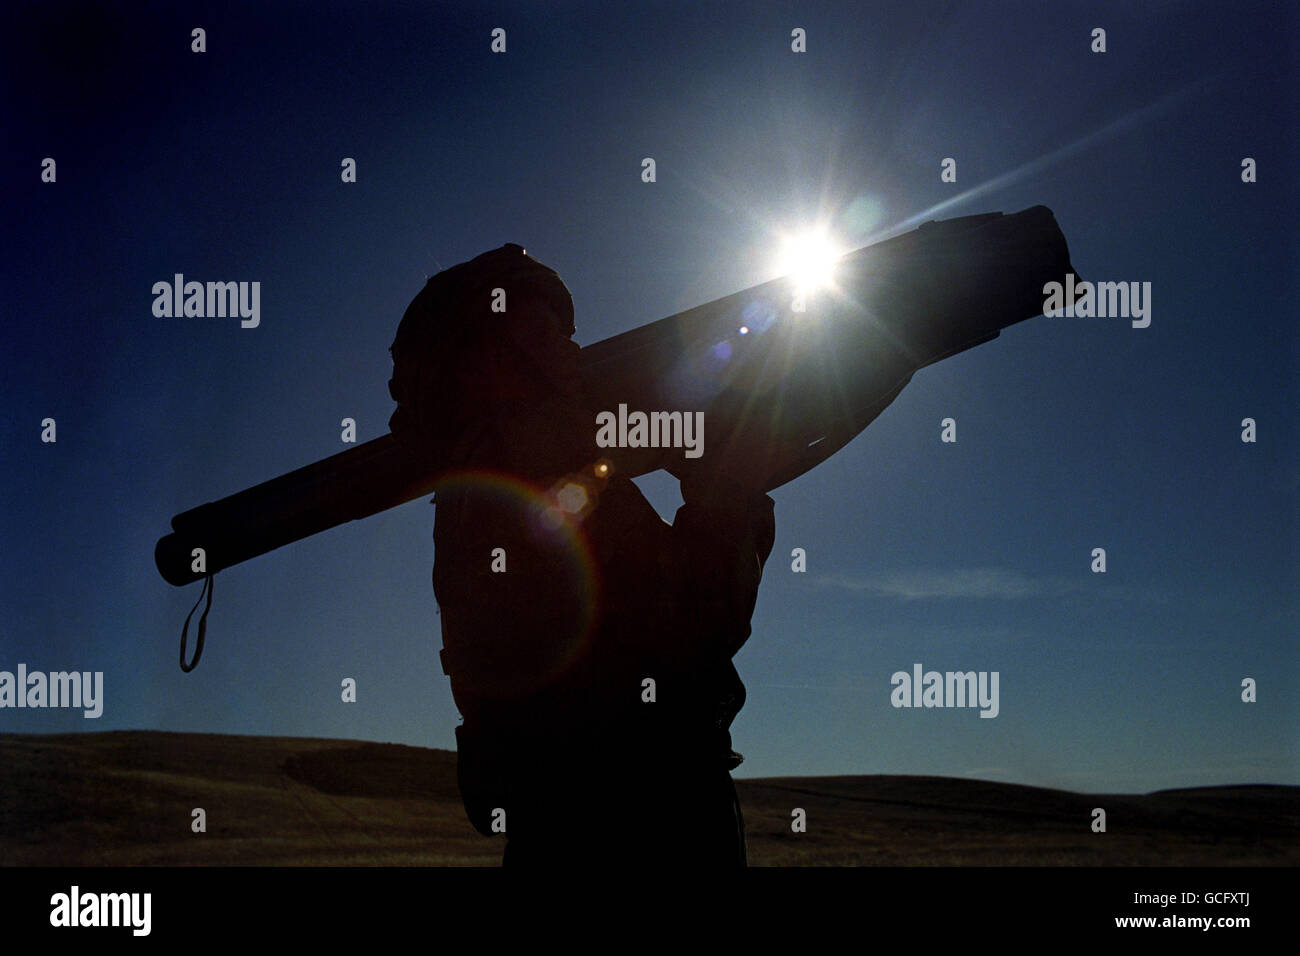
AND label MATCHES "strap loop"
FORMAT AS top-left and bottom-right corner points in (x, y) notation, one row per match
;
(179, 572), (215, 672)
